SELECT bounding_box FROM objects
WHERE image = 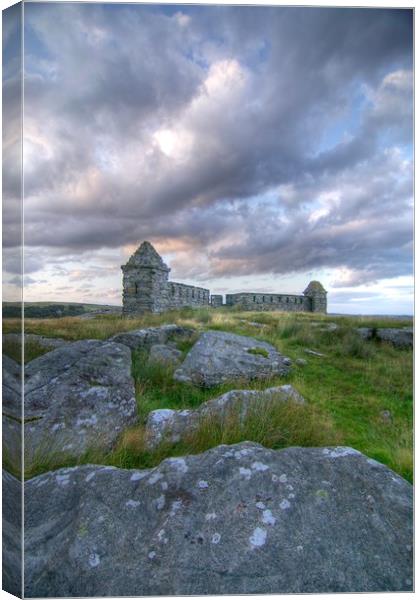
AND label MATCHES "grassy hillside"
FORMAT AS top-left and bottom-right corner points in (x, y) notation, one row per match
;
(2, 308), (413, 482)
